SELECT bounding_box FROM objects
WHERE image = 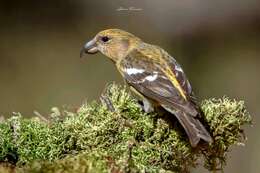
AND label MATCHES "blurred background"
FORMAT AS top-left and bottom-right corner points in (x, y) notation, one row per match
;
(0, 0), (259, 172)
